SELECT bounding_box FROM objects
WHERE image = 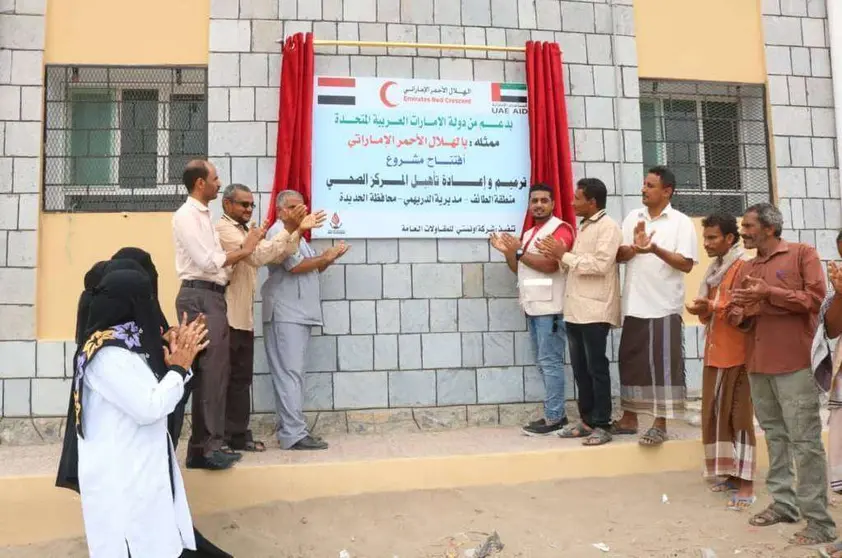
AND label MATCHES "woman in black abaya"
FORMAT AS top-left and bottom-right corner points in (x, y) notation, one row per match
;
(57, 254), (232, 558)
